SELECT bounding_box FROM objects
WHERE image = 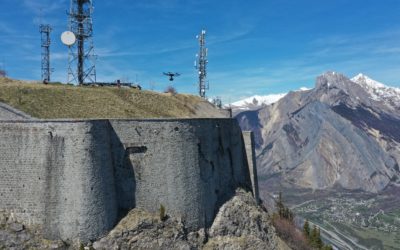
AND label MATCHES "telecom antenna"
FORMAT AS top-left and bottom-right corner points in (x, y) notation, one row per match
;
(195, 29), (209, 98)
(64, 0), (96, 85)
(40, 24), (52, 83)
